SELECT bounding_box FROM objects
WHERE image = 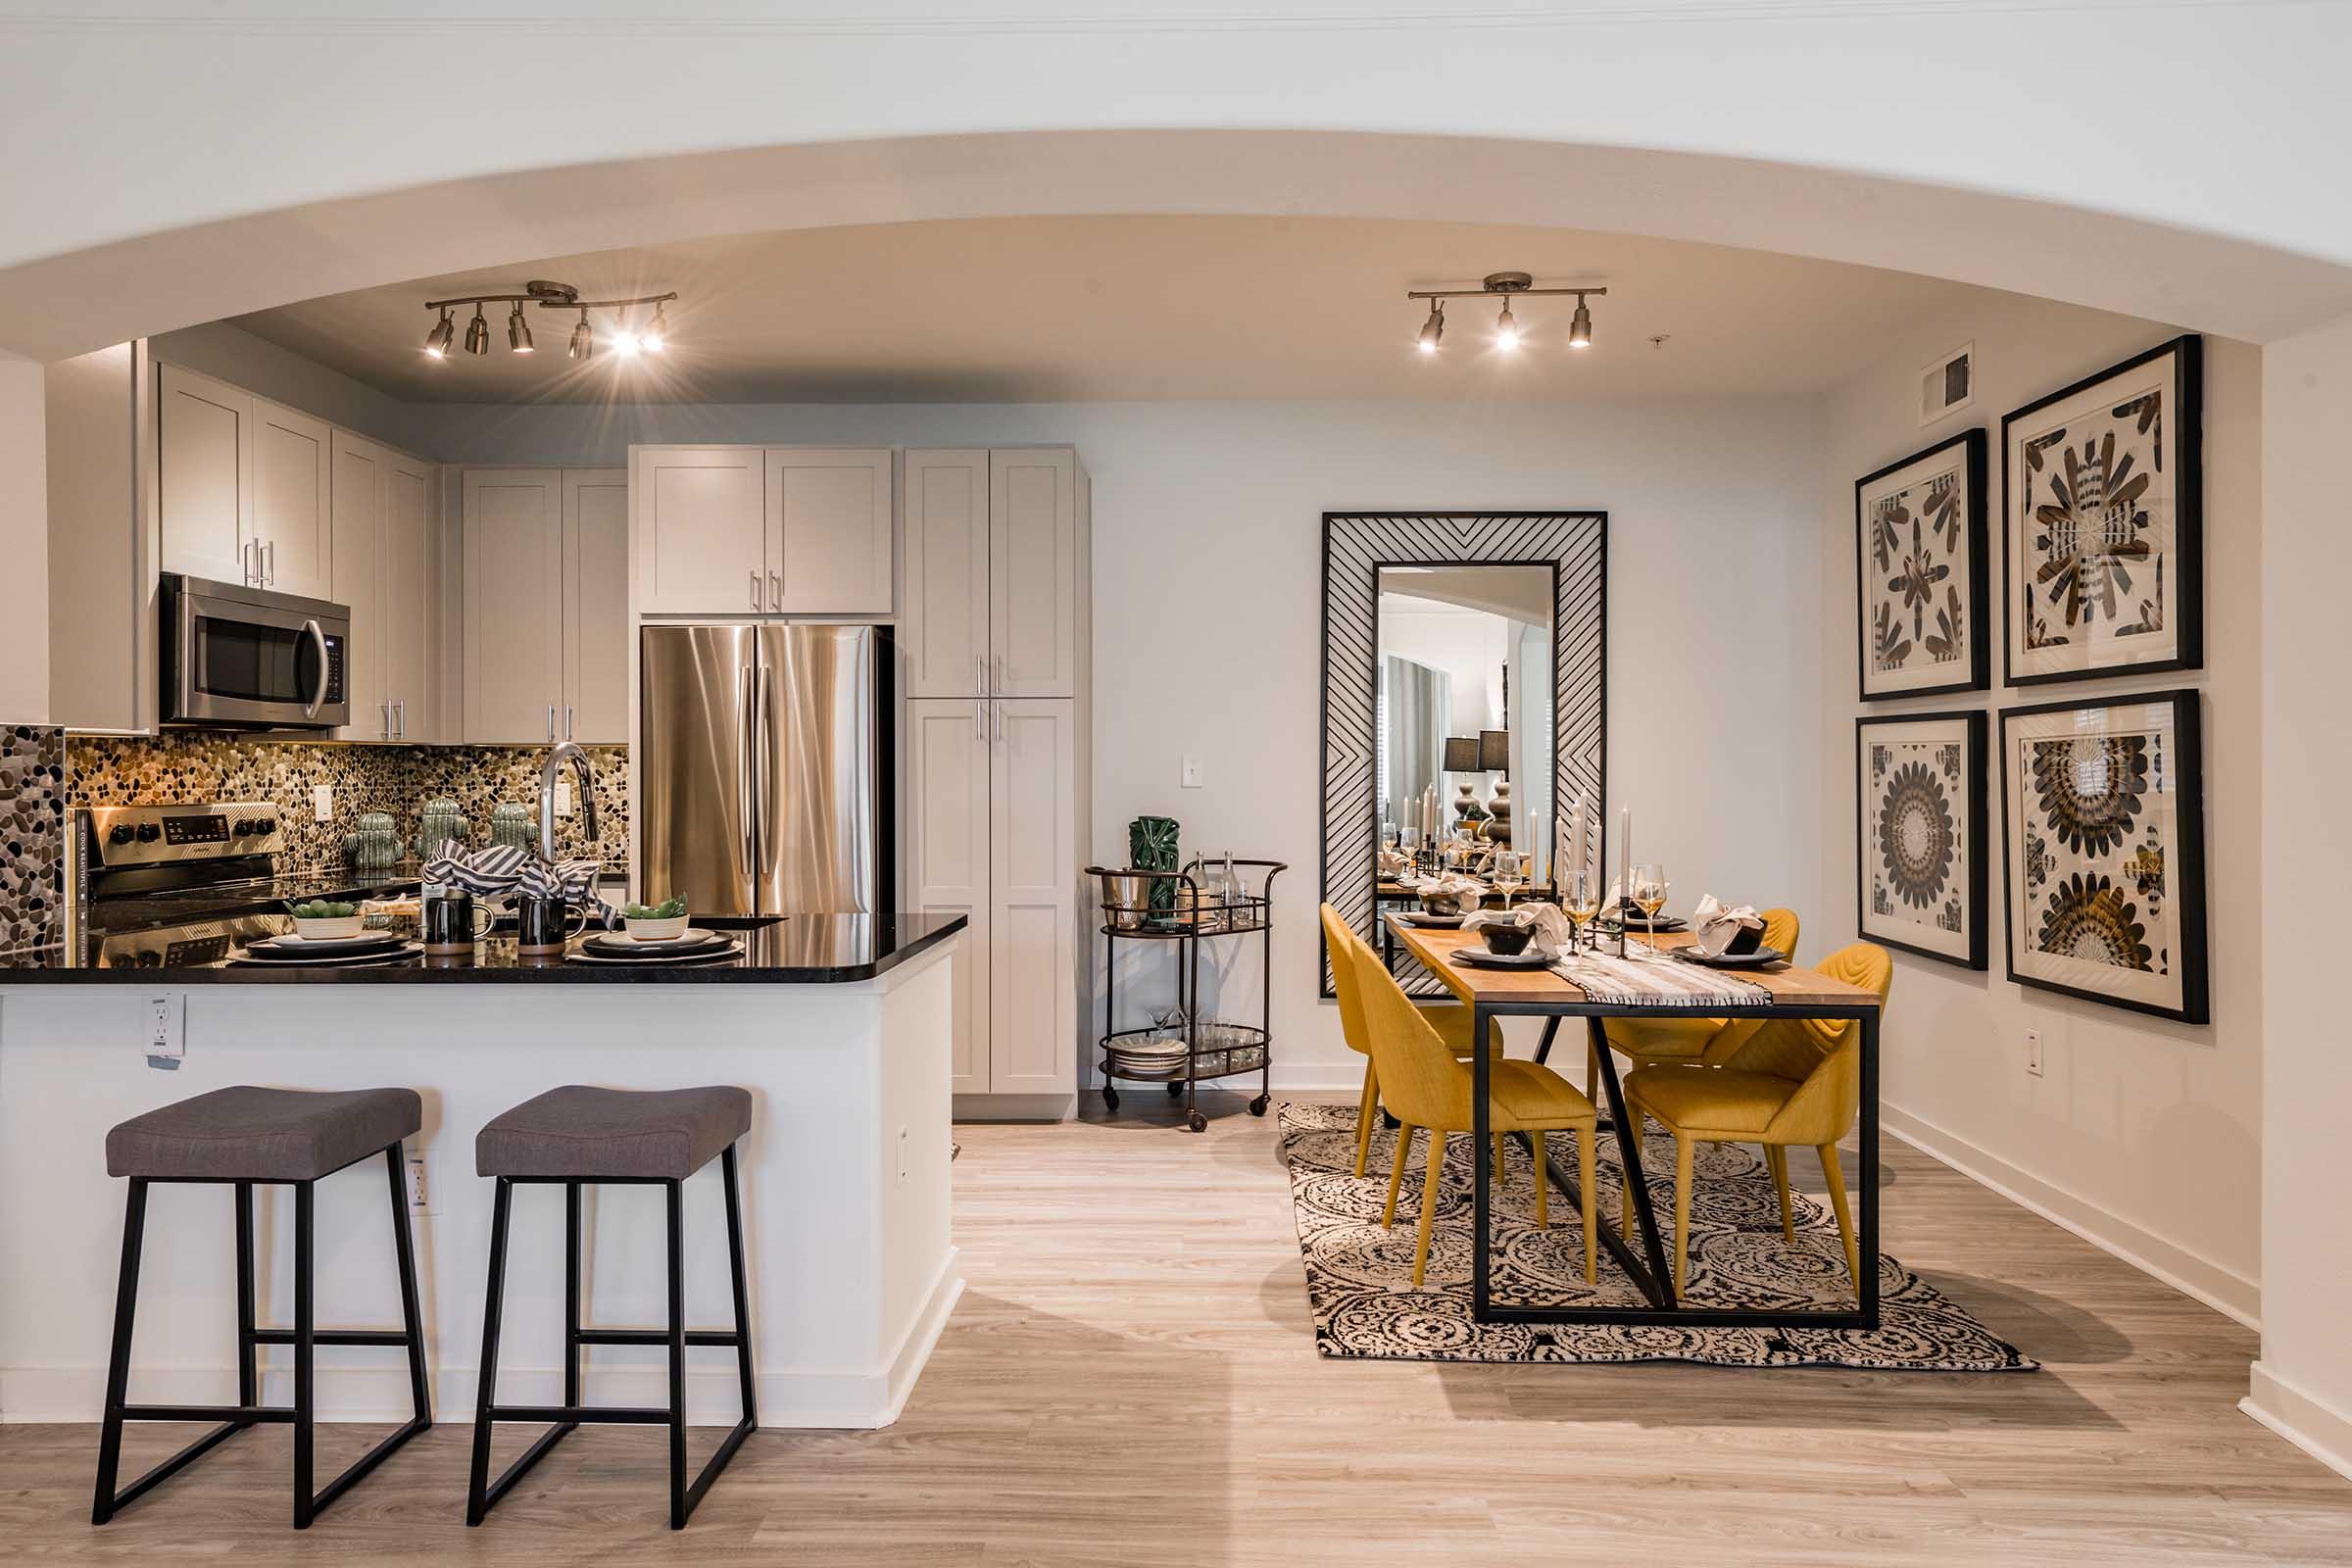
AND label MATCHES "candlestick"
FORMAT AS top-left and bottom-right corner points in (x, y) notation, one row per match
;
(1617, 807), (1632, 957)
